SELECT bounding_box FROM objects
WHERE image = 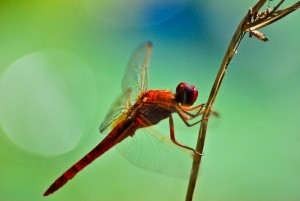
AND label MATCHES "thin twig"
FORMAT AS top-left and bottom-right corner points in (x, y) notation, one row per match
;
(185, 1), (300, 200)
(245, 1), (300, 30)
